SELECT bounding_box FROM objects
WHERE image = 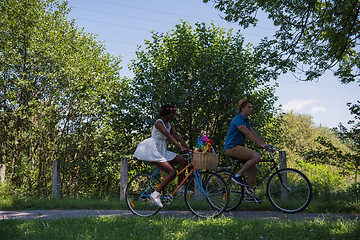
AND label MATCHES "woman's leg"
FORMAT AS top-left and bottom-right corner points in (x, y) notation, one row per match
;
(152, 161), (177, 192)
(169, 155), (187, 186)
